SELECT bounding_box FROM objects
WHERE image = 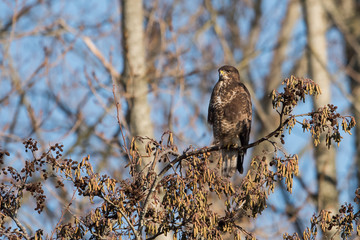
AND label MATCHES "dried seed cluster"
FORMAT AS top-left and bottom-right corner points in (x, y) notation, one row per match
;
(0, 76), (359, 239)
